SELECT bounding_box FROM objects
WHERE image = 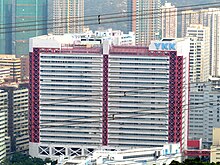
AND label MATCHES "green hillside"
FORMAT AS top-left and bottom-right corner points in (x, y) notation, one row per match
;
(84, 0), (218, 32)
(168, 0), (218, 6)
(84, 0), (128, 32)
